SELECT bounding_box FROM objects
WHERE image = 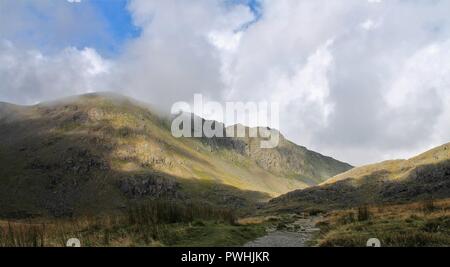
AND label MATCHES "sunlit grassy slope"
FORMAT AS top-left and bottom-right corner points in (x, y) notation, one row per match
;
(323, 143), (450, 185)
(269, 144), (450, 212)
(0, 93), (351, 218)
